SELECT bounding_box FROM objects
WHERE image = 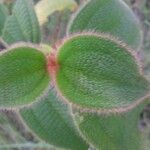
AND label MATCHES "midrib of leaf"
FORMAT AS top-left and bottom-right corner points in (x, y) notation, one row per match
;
(23, 0), (38, 43)
(2, 0), (41, 44)
(13, 14), (28, 41)
(2, 19), (18, 42)
(0, 4), (8, 35)
(60, 67), (148, 101)
(49, 95), (79, 131)
(23, 0), (34, 42)
(61, 66), (141, 85)
(31, 97), (80, 140)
